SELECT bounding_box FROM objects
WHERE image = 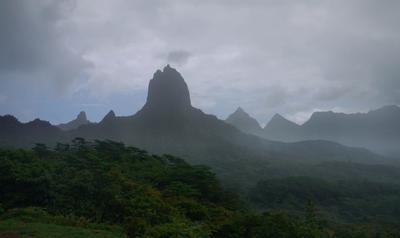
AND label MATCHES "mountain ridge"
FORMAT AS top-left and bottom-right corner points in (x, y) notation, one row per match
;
(225, 105), (400, 157)
(0, 66), (390, 188)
